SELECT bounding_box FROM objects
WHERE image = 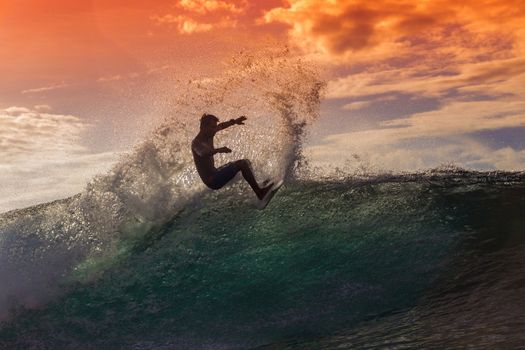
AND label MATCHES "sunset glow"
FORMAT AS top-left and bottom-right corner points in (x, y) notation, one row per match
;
(1, 0), (525, 211)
